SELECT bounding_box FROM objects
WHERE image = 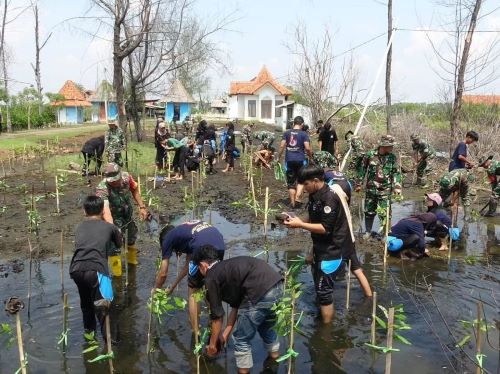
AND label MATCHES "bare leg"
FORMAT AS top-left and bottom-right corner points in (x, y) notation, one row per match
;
(188, 287), (200, 335)
(319, 304), (334, 324)
(288, 188), (297, 208)
(353, 269), (372, 297)
(296, 184), (304, 202)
